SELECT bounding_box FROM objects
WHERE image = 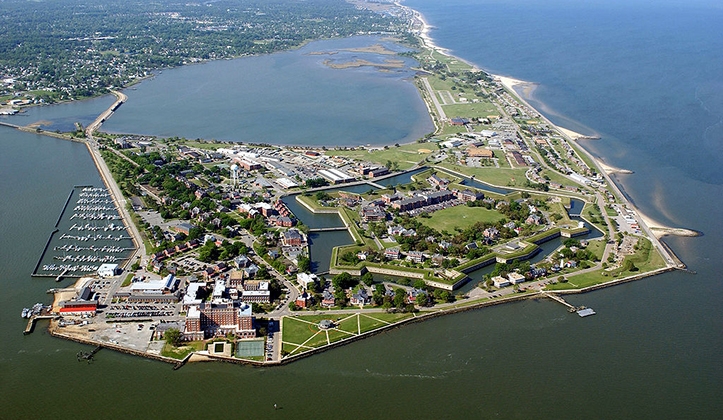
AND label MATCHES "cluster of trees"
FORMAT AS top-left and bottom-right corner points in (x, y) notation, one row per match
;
(556, 239), (597, 268)
(305, 177), (329, 188)
(198, 239), (248, 263)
